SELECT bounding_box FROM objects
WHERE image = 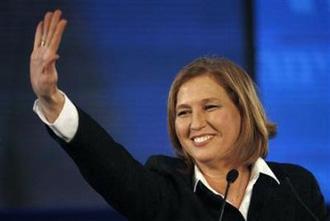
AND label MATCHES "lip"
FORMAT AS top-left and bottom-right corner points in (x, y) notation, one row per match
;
(190, 134), (215, 147)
